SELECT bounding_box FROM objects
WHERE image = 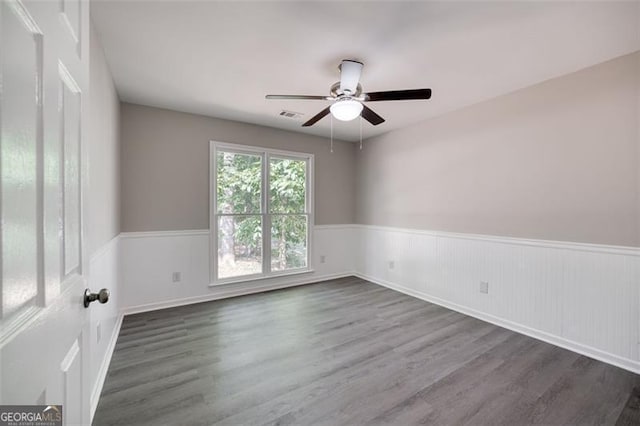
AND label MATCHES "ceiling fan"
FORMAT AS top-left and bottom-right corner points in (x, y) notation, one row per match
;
(266, 60), (432, 127)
